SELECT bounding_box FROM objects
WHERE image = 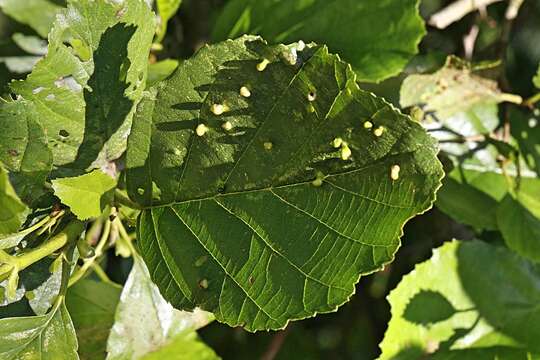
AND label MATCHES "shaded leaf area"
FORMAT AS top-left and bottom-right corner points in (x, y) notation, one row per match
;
(9, 0), (155, 169)
(0, 166), (28, 235)
(126, 36), (443, 331)
(0, 0), (62, 38)
(52, 170), (117, 220)
(66, 279), (122, 360)
(0, 100), (52, 205)
(0, 301), (78, 359)
(437, 164), (540, 261)
(511, 107), (540, 177)
(211, 0), (425, 83)
(106, 254), (214, 360)
(19, 257), (63, 315)
(379, 240), (540, 359)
